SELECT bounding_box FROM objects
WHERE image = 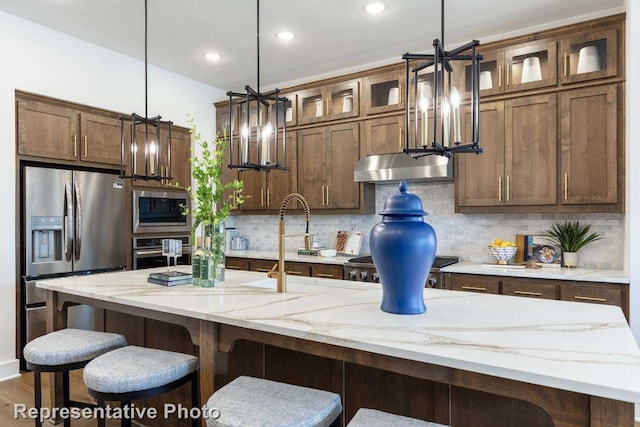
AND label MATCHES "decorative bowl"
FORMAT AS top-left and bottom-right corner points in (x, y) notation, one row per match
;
(488, 246), (518, 265)
(320, 249), (337, 257)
